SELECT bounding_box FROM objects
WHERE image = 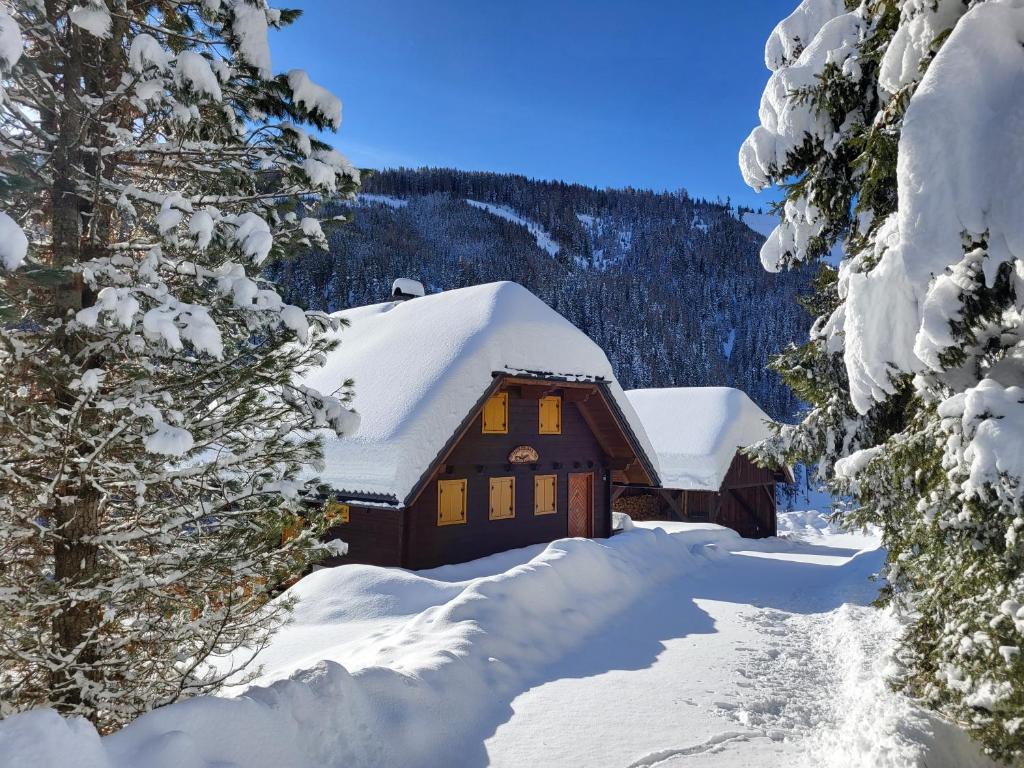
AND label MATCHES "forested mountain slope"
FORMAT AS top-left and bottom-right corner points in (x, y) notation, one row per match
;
(270, 168), (810, 421)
